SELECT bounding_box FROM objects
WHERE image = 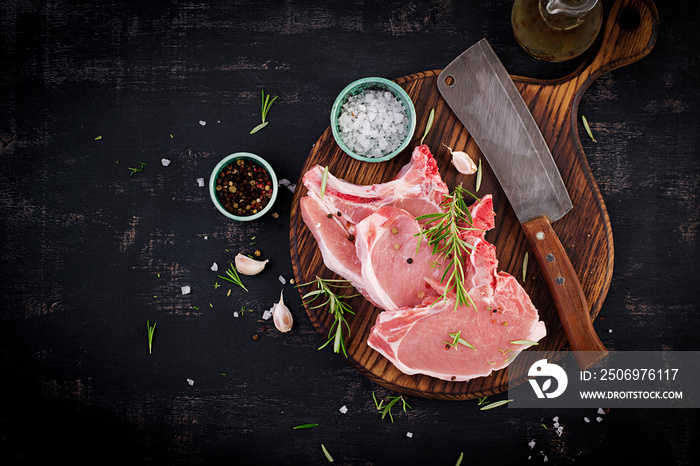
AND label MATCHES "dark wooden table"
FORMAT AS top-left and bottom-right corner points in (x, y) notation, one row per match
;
(1, 1), (698, 464)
